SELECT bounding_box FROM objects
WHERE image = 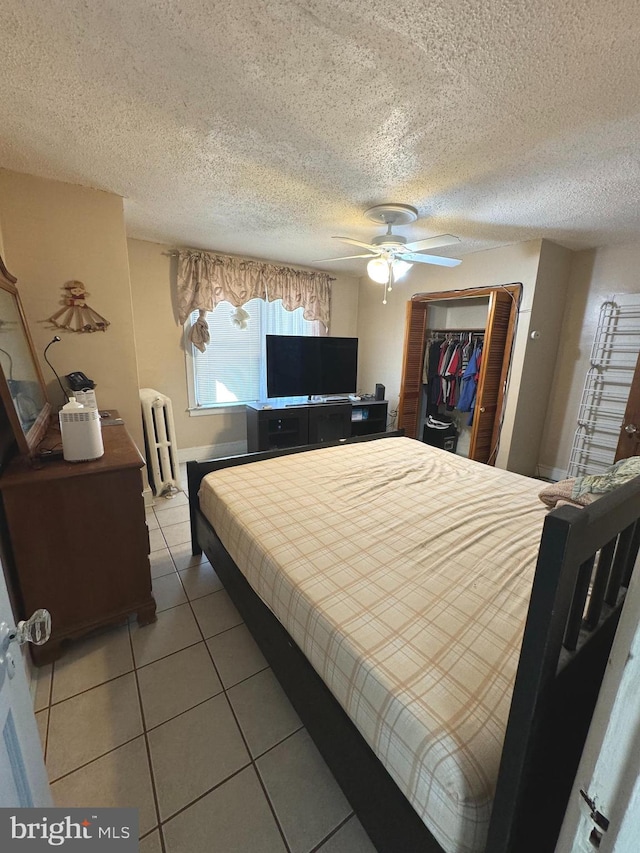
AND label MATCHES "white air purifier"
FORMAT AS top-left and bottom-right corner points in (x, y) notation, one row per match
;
(59, 397), (104, 462)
